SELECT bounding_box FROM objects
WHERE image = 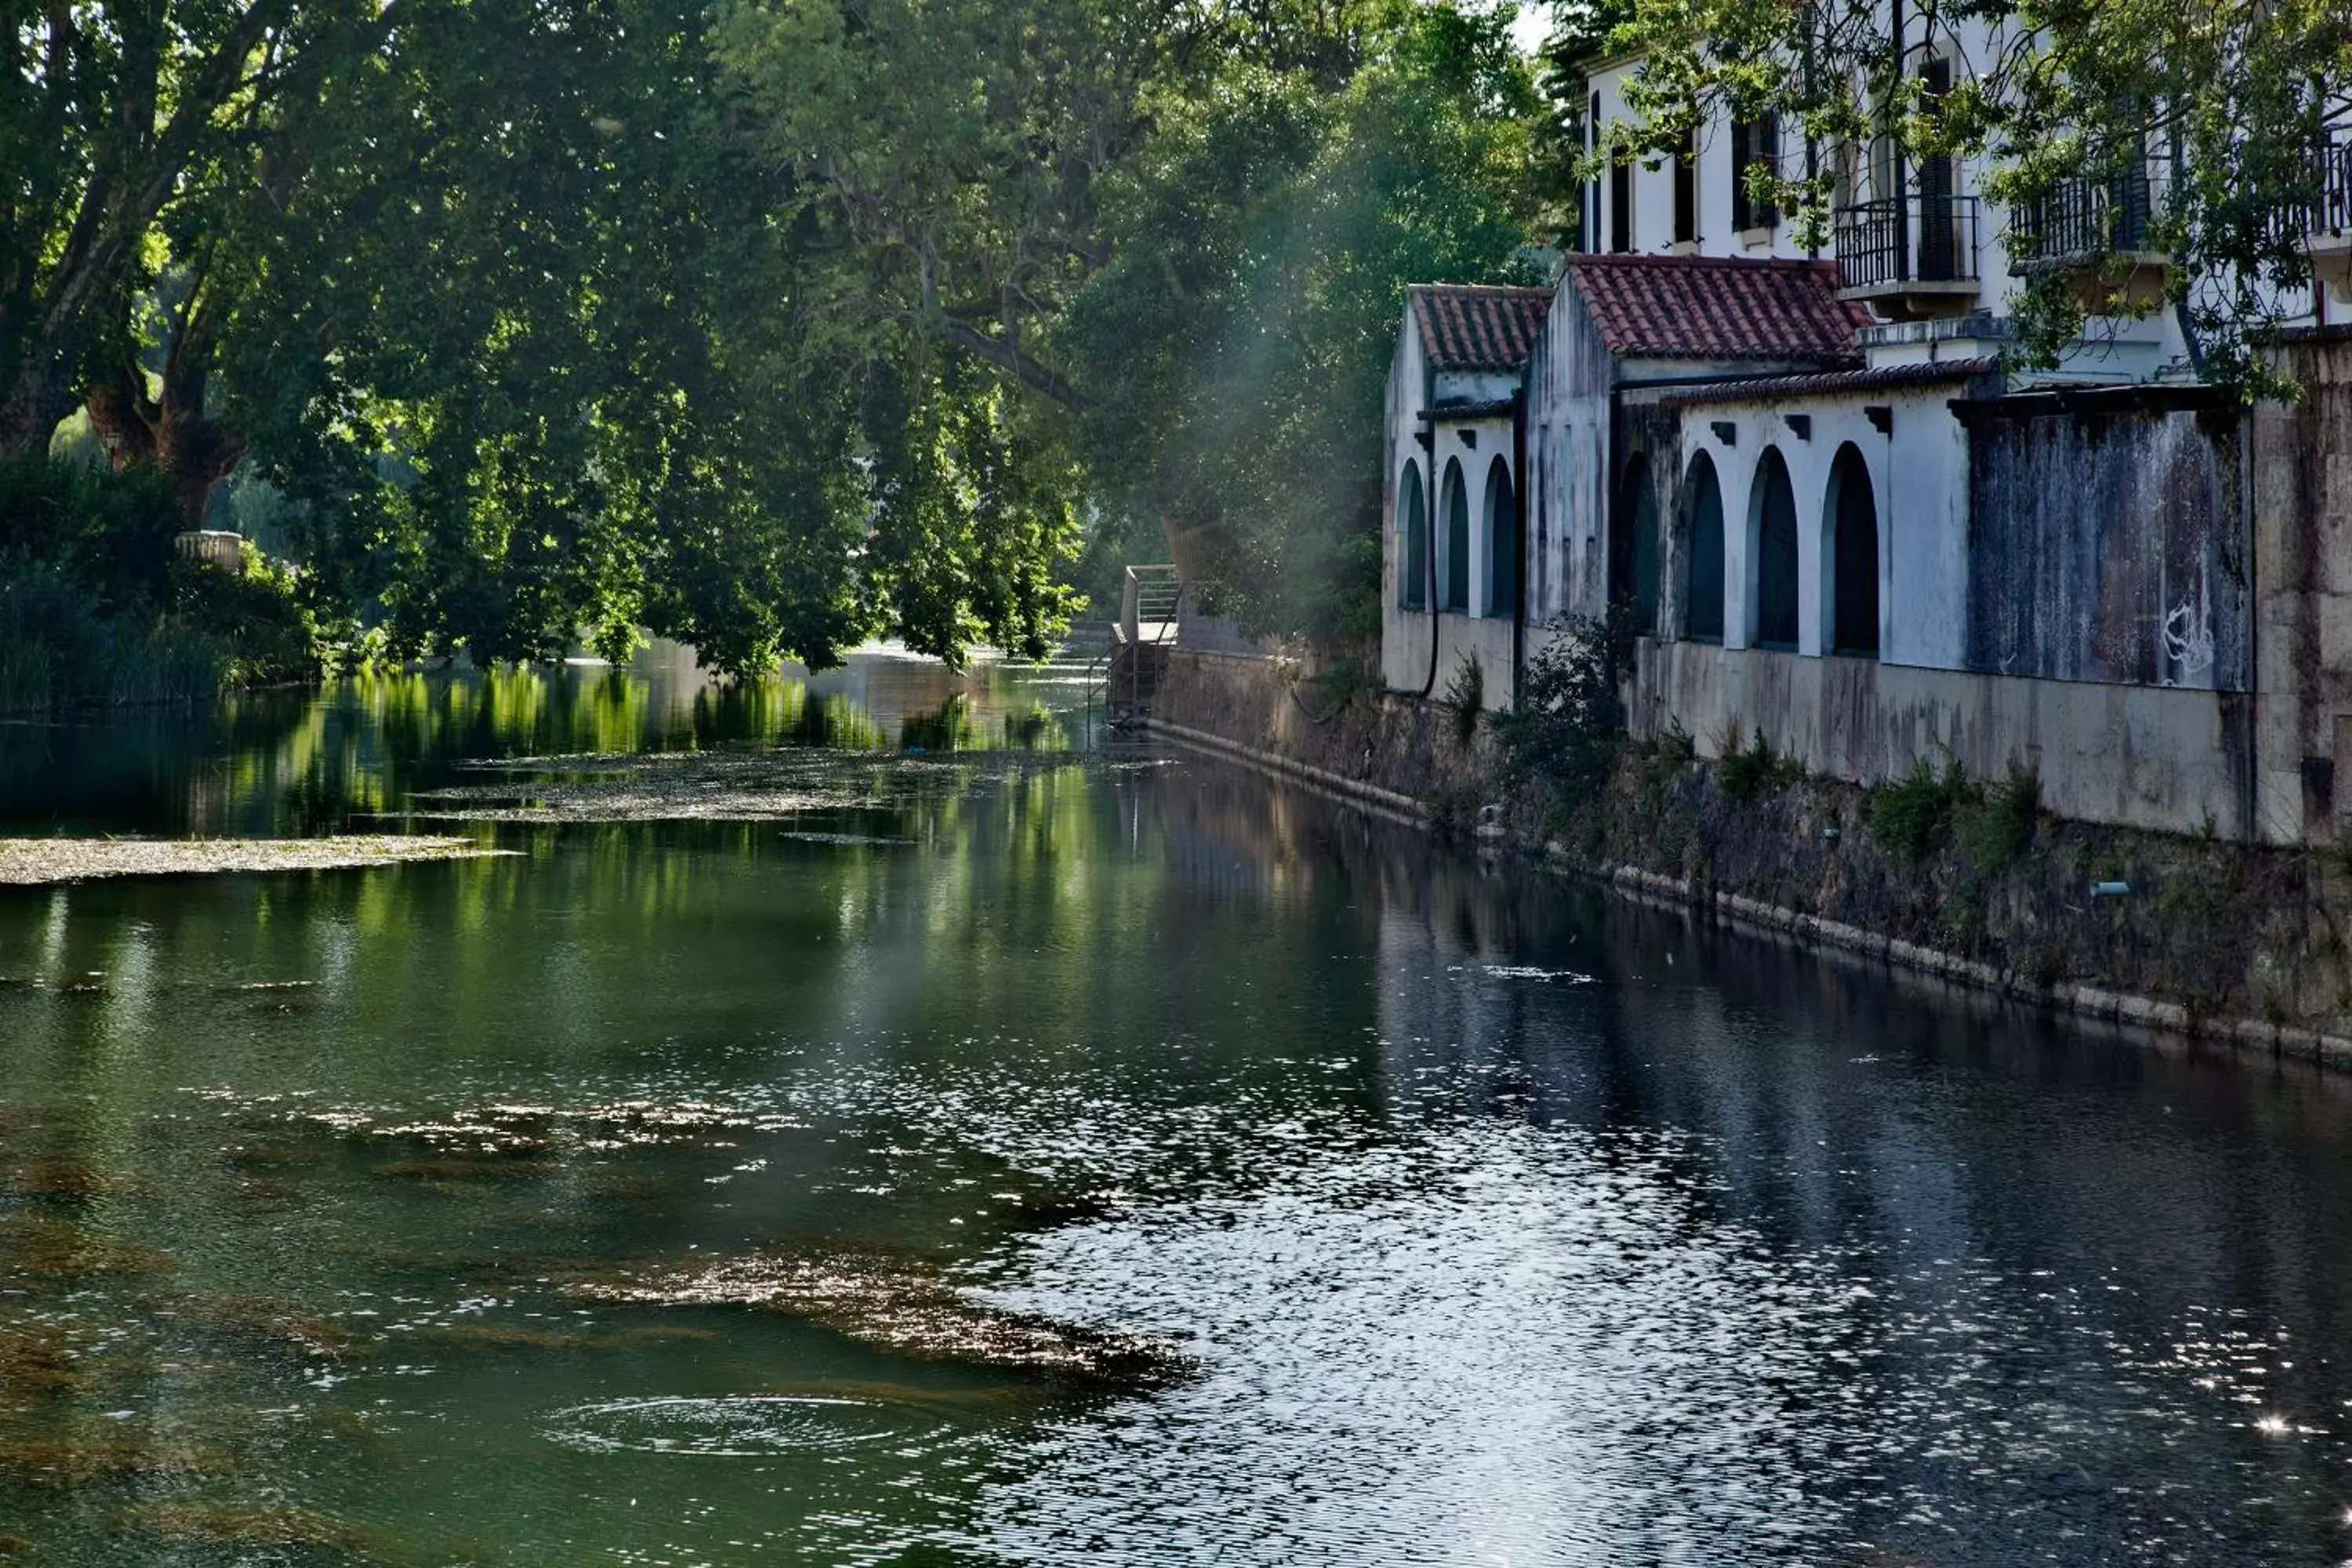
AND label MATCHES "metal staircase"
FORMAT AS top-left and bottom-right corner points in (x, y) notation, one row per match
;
(1086, 564), (1184, 728)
